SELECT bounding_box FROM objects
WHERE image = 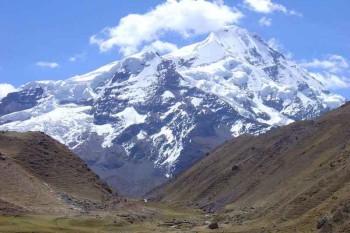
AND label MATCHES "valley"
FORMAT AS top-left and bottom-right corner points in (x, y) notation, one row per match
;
(0, 102), (349, 232)
(2, 1), (349, 232)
